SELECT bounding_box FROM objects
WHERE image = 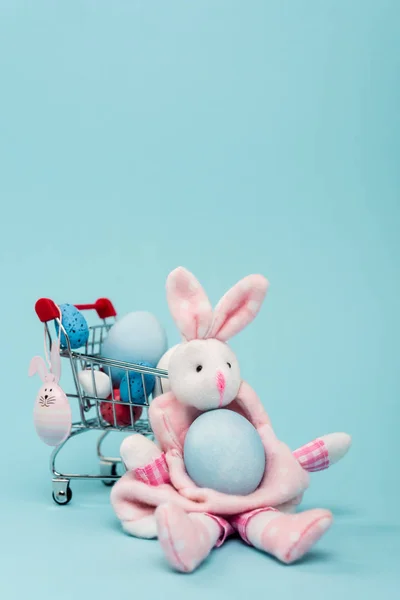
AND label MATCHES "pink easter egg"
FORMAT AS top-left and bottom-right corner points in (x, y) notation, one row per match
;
(100, 389), (142, 427)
